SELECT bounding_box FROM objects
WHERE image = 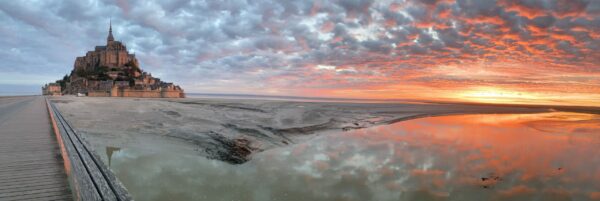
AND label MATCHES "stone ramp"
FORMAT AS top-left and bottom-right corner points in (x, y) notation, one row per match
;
(0, 96), (72, 201)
